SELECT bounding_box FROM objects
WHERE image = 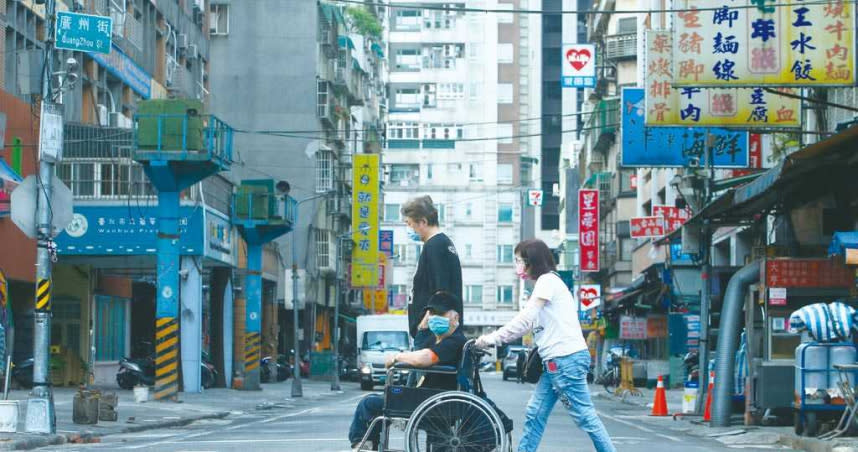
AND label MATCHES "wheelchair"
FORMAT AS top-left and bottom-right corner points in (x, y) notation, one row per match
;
(355, 339), (513, 452)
